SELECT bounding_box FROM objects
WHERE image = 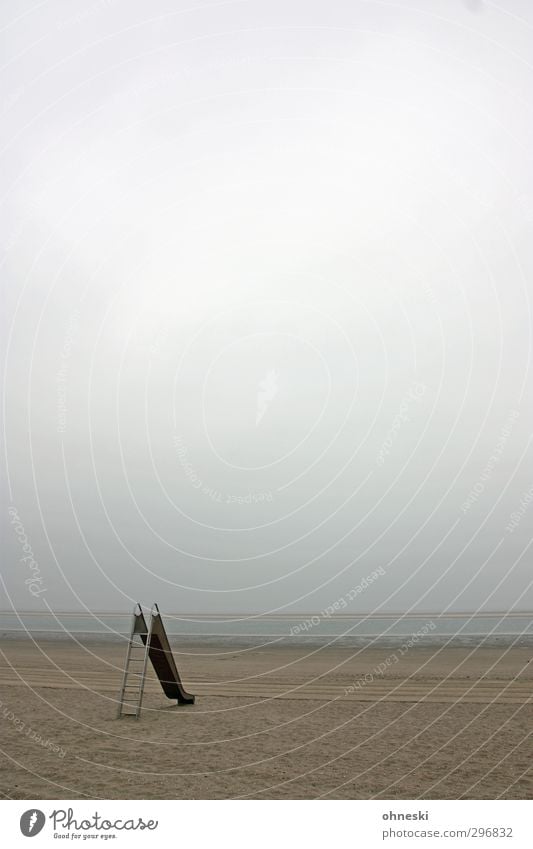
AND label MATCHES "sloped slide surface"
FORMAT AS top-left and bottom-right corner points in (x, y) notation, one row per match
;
(136, 605), (195, 705)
